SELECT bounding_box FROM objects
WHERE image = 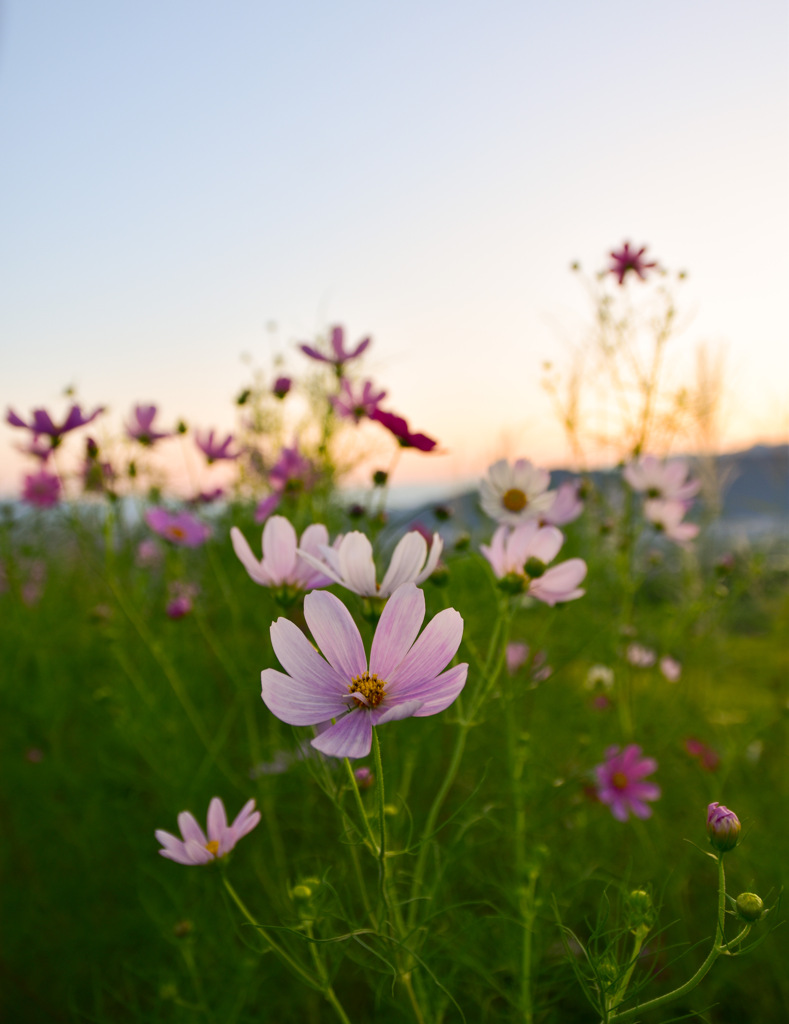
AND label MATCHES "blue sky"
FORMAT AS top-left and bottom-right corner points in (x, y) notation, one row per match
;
(2, 0), (787, 495)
